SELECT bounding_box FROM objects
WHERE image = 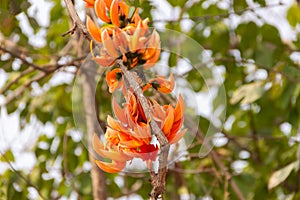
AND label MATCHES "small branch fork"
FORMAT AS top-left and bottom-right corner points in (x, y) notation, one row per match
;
(63, 0), (98, 44)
